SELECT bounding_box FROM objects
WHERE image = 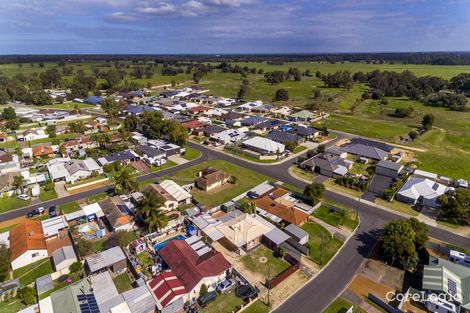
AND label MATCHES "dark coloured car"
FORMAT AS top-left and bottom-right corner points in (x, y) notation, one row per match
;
(49, 206), (58, 218)
(235, 285), (257, 300)
(27, 207), (45, 218)
(198, 291), (217, 307)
